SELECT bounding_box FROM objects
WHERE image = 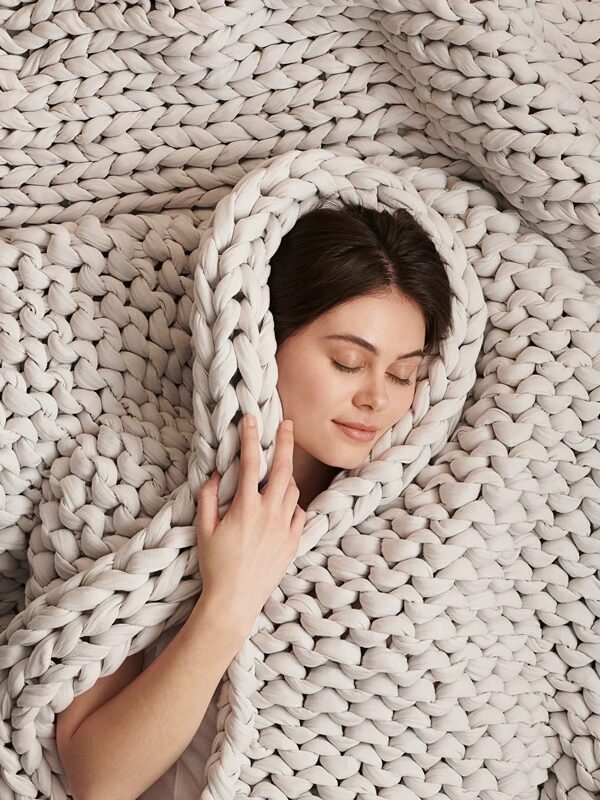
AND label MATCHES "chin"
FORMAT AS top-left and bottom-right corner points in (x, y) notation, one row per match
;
(322, 449), (369, 471)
